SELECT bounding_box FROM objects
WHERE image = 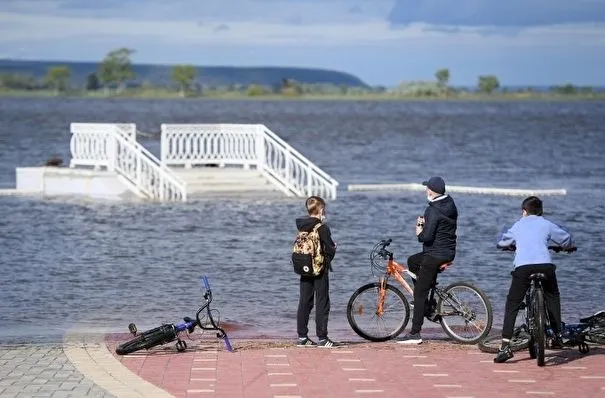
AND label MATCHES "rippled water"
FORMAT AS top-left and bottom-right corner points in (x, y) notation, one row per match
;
(1, 98), (604, 344)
